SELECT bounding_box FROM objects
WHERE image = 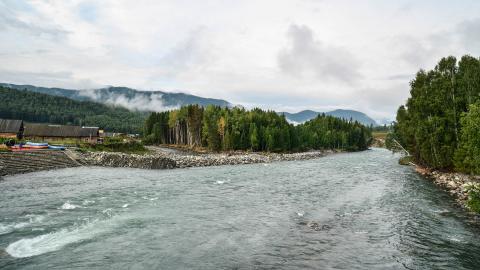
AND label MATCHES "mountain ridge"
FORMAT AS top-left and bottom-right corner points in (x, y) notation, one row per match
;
(0, 83), (232, 111)
(1, 82), (378, 126)
(279, 109), (378, 126)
